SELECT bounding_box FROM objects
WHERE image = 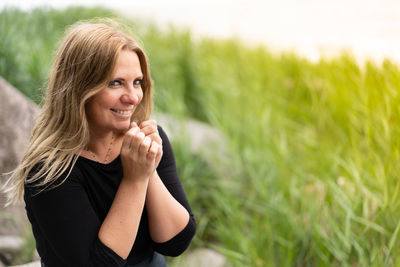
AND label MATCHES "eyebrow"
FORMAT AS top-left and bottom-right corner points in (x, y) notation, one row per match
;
(112, 75), (144, 81)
